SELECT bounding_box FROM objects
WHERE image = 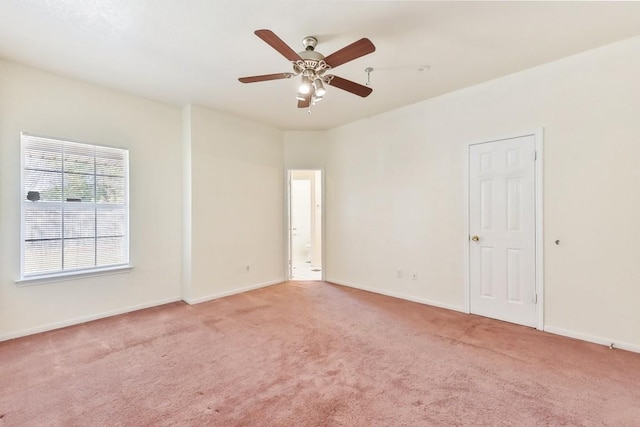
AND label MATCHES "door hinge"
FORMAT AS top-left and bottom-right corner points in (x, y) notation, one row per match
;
(533, 150), (537, 161)
(534, 293), (538, 304)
